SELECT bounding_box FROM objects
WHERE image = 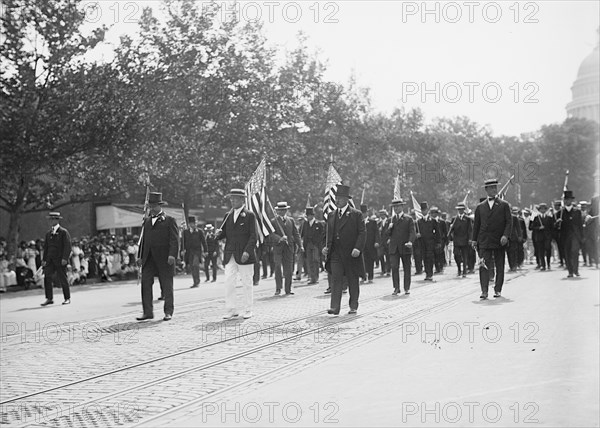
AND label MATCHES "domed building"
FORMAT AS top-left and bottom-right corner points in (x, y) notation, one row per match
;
(566, 30), (599, 122)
